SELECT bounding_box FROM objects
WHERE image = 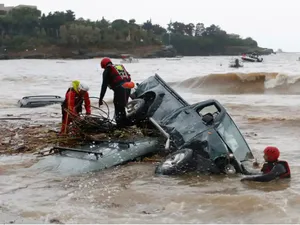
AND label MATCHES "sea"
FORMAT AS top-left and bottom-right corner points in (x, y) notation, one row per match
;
(0, 54), (300, 223)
